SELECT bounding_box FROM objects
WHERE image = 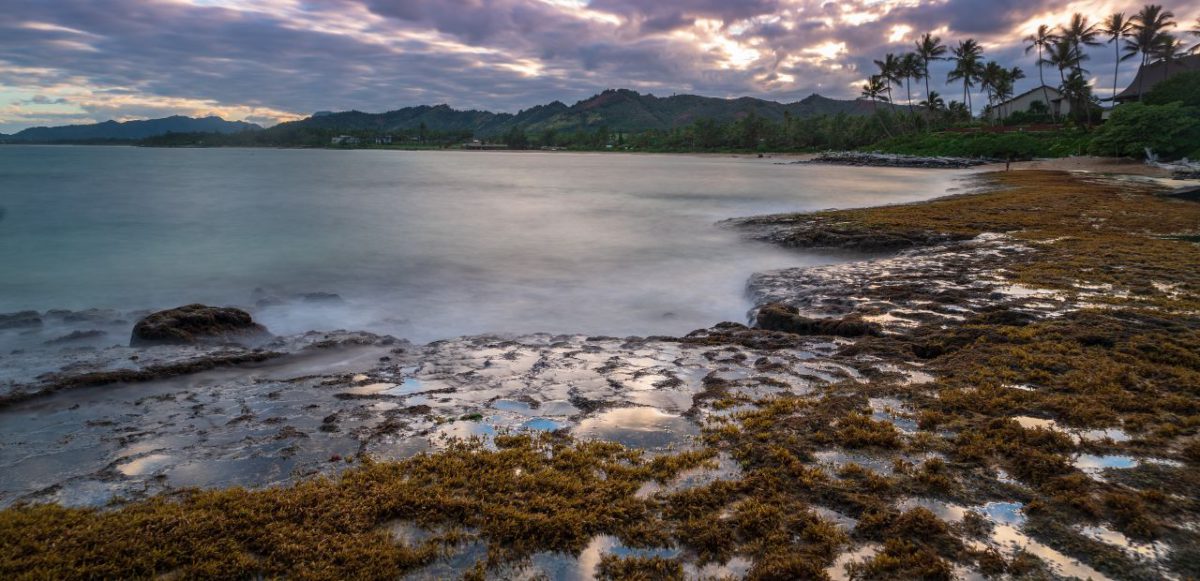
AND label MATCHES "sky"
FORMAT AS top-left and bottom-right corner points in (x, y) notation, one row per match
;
(1, 0), (1198, 133)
